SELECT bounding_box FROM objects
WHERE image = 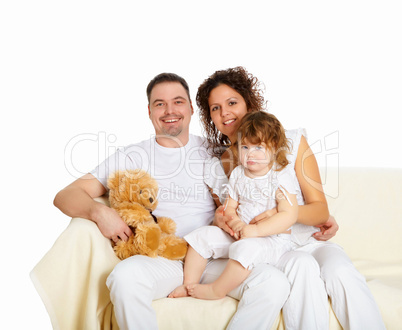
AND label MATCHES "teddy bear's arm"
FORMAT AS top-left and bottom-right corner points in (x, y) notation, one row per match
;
(117, 202), (155, 227)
